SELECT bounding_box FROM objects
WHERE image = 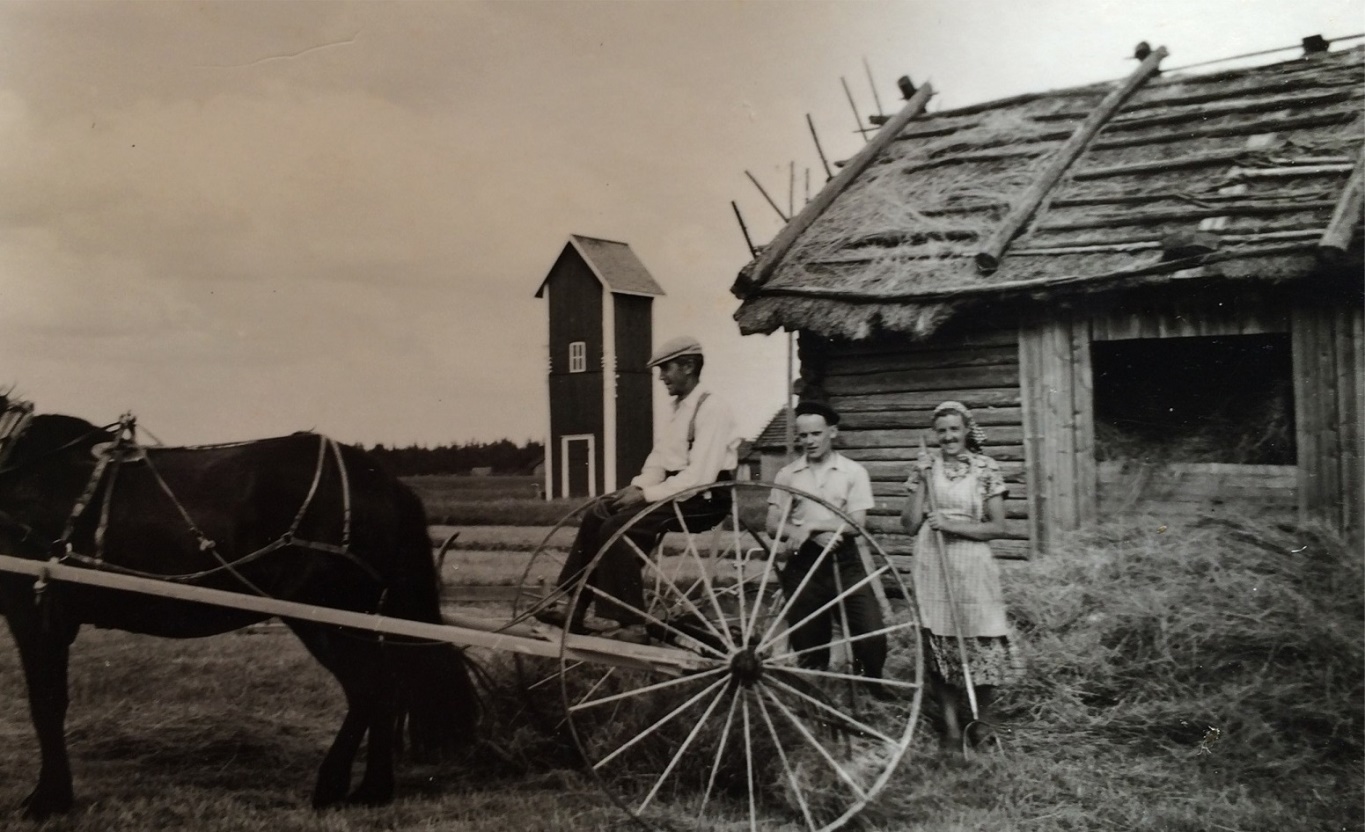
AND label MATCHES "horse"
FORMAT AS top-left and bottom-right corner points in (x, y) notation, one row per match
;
(0, 398), (478, 818)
